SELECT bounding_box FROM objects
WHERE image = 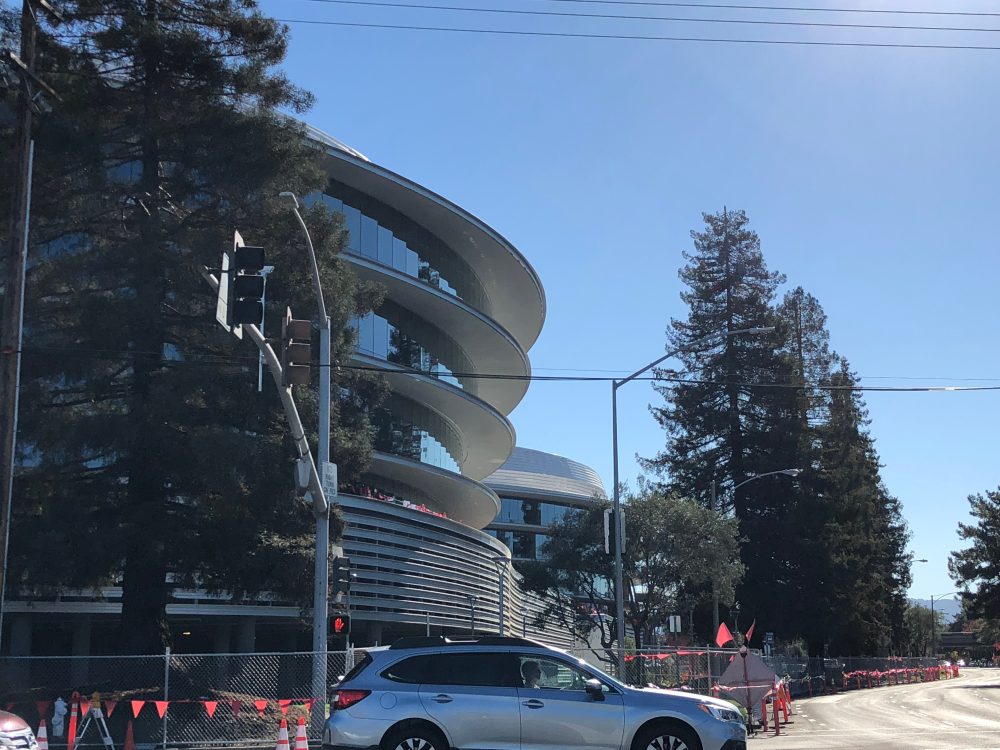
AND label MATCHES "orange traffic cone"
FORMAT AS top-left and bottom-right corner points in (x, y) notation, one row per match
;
(275, 719), (290, 750)
(294, 716), (309, 750)
(36, 721), (49, 750)
(123, 721), (135, 750)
